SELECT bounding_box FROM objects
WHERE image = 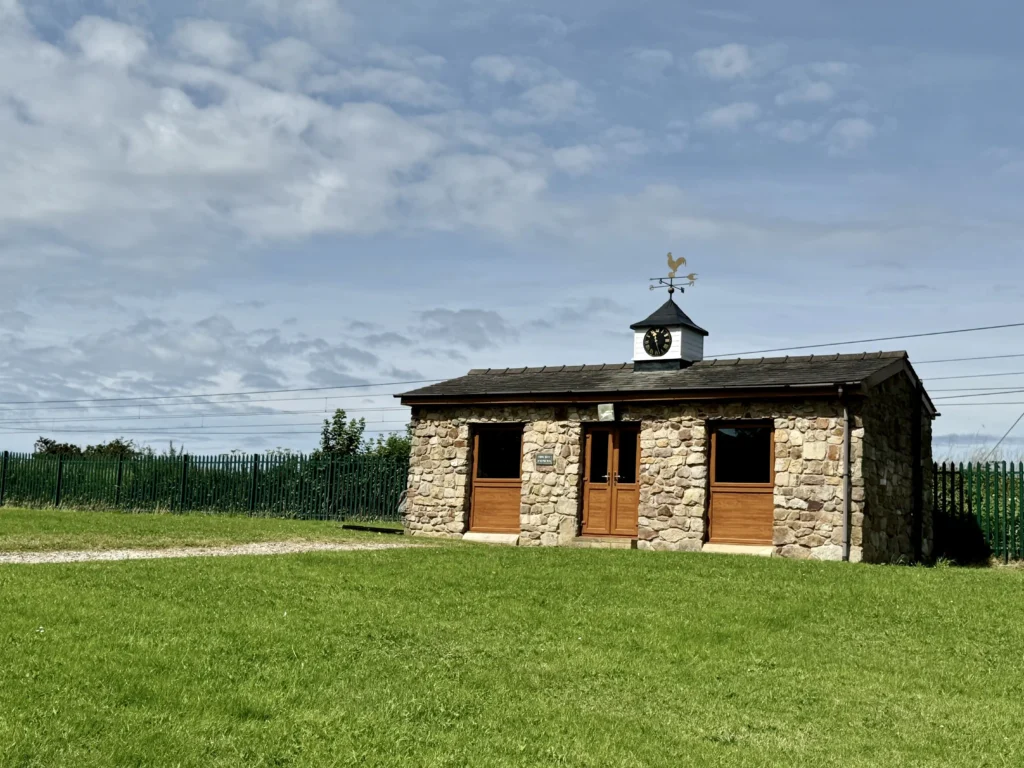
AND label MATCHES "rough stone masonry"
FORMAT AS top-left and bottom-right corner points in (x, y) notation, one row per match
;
(403, 379), (932, 563)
